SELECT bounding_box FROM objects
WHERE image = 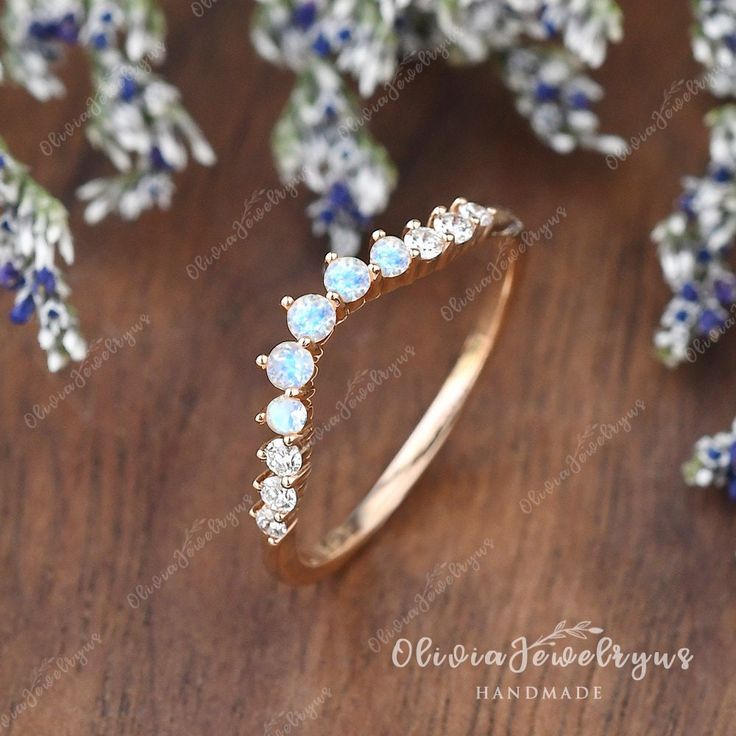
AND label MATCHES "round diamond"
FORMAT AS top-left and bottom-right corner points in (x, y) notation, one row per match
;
(434, 213), (475, 244)
(405, 227), (445, 260)
(260, 476), (298, 514)
(370, 236), (411, 277)
(287, 294), (337, 342)
(324, 257), (371, 302)
(255, 506), (287, 540)
(266, 341), (314, 390)
(264, 439), (303, 476)
(459, 201), (493, 227)
(266, 395), (308, 435)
